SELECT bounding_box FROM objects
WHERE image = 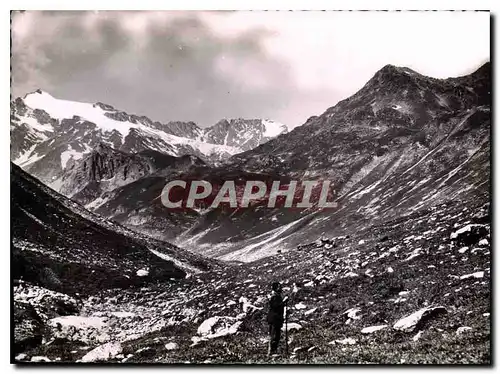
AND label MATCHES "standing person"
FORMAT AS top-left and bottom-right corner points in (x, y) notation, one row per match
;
(267, 281), (286, 356)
